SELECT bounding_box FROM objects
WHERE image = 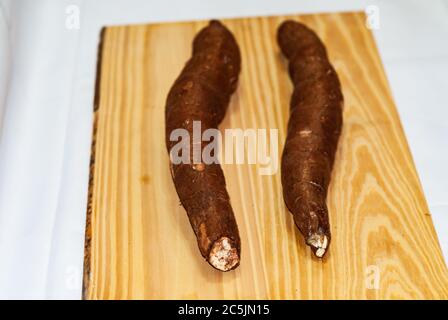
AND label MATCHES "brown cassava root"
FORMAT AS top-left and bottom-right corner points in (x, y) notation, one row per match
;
(278, 21), (343, 258)
(165, 20), (241, 271)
